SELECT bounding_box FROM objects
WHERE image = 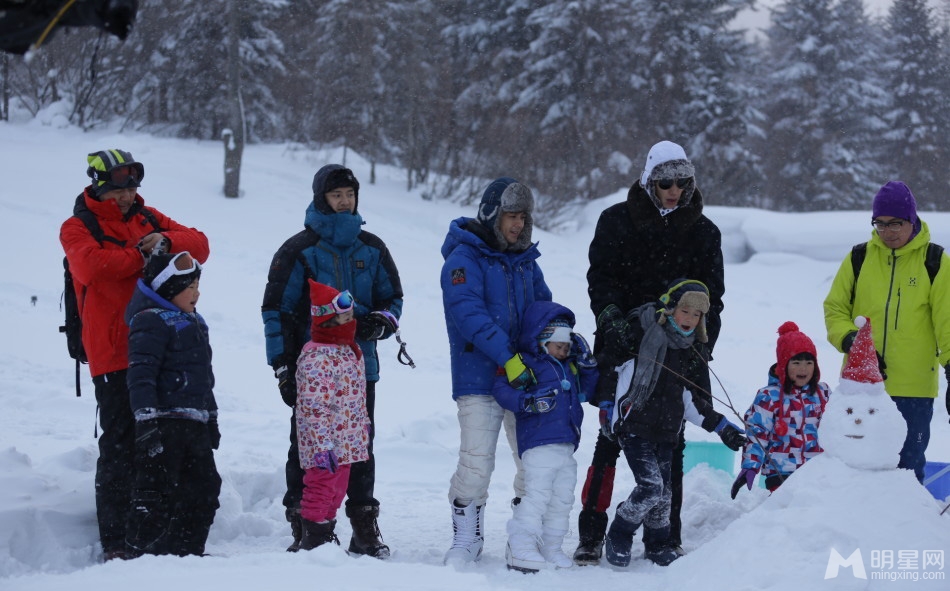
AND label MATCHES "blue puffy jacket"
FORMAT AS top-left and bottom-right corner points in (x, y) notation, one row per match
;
(492, 301), (596, 457)
(262, 174), (403, 382)
(440, 216), (552, 397)
(126, 279), (217, 420)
